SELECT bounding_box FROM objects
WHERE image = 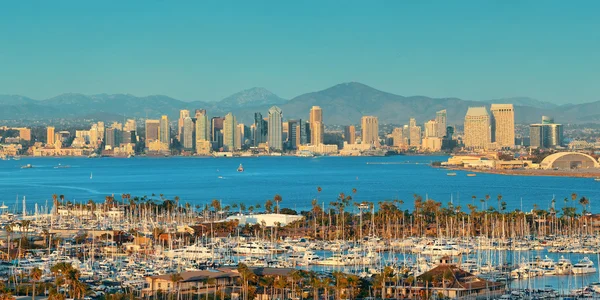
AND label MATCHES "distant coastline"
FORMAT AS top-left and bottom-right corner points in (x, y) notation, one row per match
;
(439, 166), (600, 179)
